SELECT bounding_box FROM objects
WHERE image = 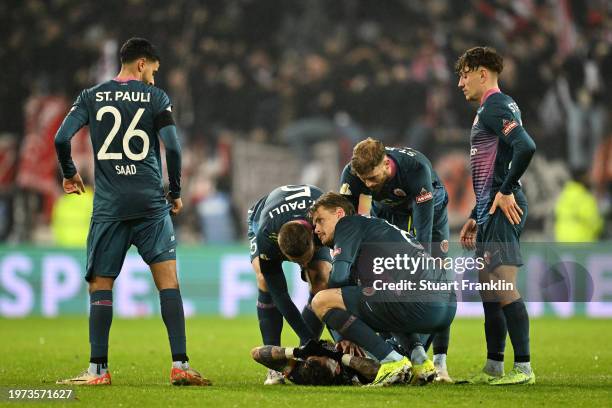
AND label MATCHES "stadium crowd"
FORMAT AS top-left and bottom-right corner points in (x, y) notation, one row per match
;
(0, 0), (610, 244)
